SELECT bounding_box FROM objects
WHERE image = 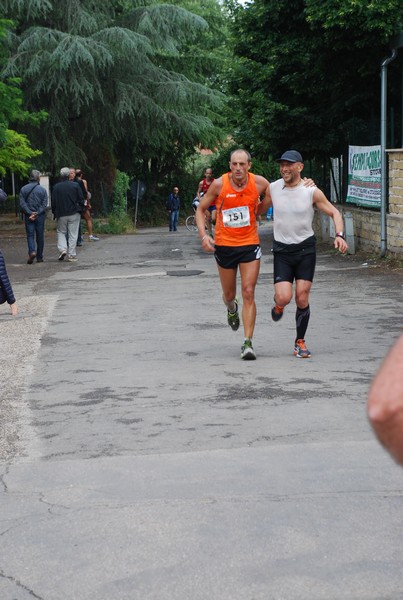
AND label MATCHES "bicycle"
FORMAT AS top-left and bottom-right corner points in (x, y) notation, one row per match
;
(185, 205), (198, 232)
(186, 197), (202, 232)
(185, 194), (213, 235)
